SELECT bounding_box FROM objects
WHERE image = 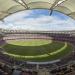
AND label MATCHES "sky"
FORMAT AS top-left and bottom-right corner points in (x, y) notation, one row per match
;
(0, 9), (75, 31)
